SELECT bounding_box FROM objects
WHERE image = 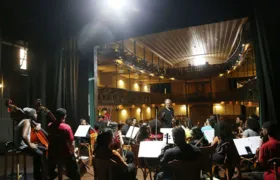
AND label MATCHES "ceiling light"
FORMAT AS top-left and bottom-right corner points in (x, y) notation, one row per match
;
(193, 56), (206, 66)
(227, 70), (231, 74)
(219, 74), (224, 77)
(160, 76), (164, 79)
(140, 70), (144, 73)
(150, 73), (154, 76)
(107, 0), (126, 10)
(242, 44), (245, 47)
(170, 77), (175, 80)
